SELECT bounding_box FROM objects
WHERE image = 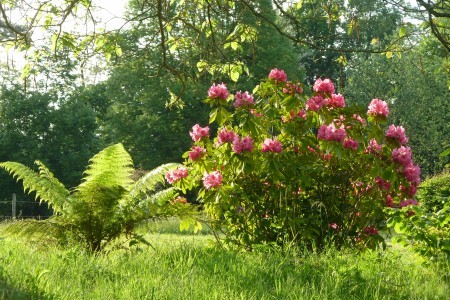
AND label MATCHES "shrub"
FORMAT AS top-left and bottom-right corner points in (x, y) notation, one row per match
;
(417, 170), (450, 212)
(0, 143), (195, 252)
(169, 70), (421, 251)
